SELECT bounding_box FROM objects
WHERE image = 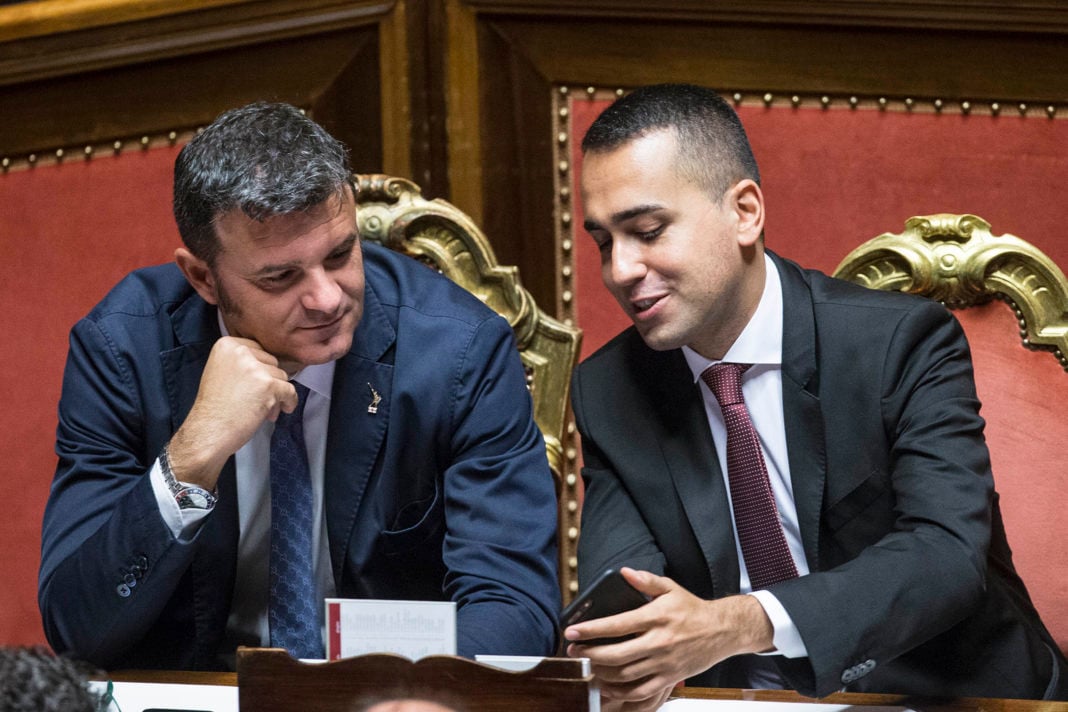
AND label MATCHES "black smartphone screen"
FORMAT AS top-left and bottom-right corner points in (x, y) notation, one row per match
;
(559, 568), (650, 645)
